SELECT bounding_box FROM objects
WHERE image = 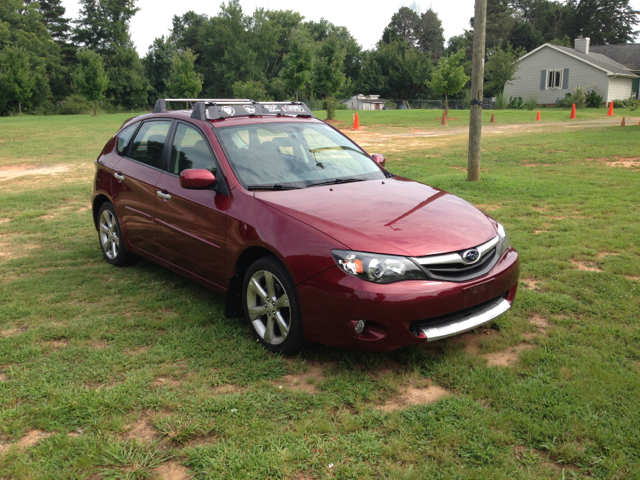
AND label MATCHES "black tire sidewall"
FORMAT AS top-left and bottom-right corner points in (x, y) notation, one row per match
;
(242, 256), (303, 353)
(98, 202), (130, 266)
